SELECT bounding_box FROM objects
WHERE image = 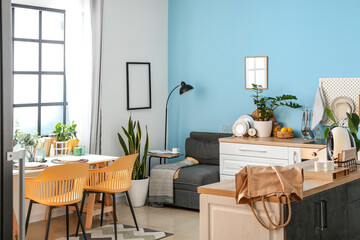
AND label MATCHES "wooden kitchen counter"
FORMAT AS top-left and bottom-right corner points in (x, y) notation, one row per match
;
(198, 171), (360, 199)
(198, 171), (360, 240)
(219, 136), (326, 149)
